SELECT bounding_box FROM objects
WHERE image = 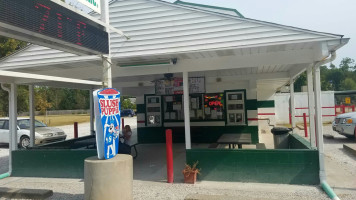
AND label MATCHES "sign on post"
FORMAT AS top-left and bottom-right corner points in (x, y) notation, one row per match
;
(93, 88), (121, 160)
(77, 0), (101, 14)
(0, 0), (108, 55)
(345, 97), (351, 104)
